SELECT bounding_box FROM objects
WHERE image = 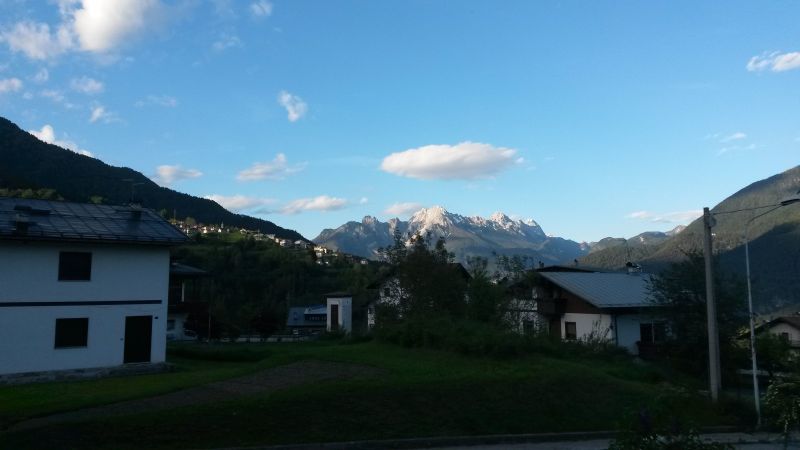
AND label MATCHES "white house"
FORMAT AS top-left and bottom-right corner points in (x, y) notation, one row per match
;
(522, 268), (664, 355)
(0, 198), (187, 376)
(756, 315), (800, 348)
